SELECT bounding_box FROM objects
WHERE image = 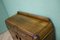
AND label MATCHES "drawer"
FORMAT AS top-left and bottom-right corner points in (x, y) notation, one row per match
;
(44, 31), (55, 40)
(9, 26), (33, 40)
